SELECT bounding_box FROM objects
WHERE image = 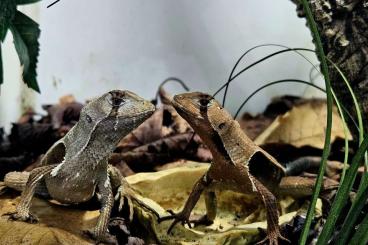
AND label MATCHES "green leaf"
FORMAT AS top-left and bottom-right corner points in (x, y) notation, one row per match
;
(298, 0), (334, 244)
(349, 211), (368, 245)
(0, 26), (8, 42)
(10, 10), (40, 92)
(336, 183), (368, 244)
(10, 24), (30, 71)
(317, 135), (368, 244)
(0, 0), (17, 41)
(16, 0), (43, 5)
(0, 43), (3, 86)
